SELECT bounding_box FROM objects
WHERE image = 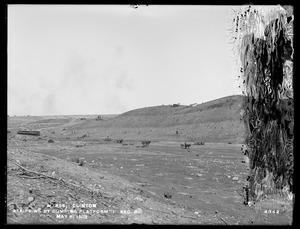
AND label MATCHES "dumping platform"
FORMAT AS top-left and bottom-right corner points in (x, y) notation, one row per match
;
(17, 130), (40, 136)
